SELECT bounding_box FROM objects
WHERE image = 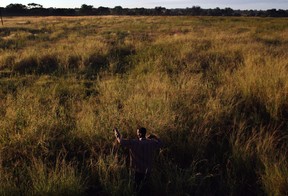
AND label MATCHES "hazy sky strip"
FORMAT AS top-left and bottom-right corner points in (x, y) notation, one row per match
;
(1, 0), (288, 10)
